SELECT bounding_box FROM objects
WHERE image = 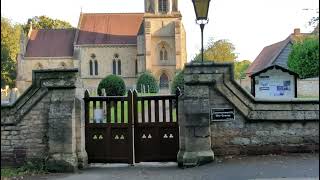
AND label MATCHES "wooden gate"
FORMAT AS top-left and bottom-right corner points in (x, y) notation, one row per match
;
(84, 89), (180, 164)
(84, 91), (134, 164)
(133, 90), (180, 162)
